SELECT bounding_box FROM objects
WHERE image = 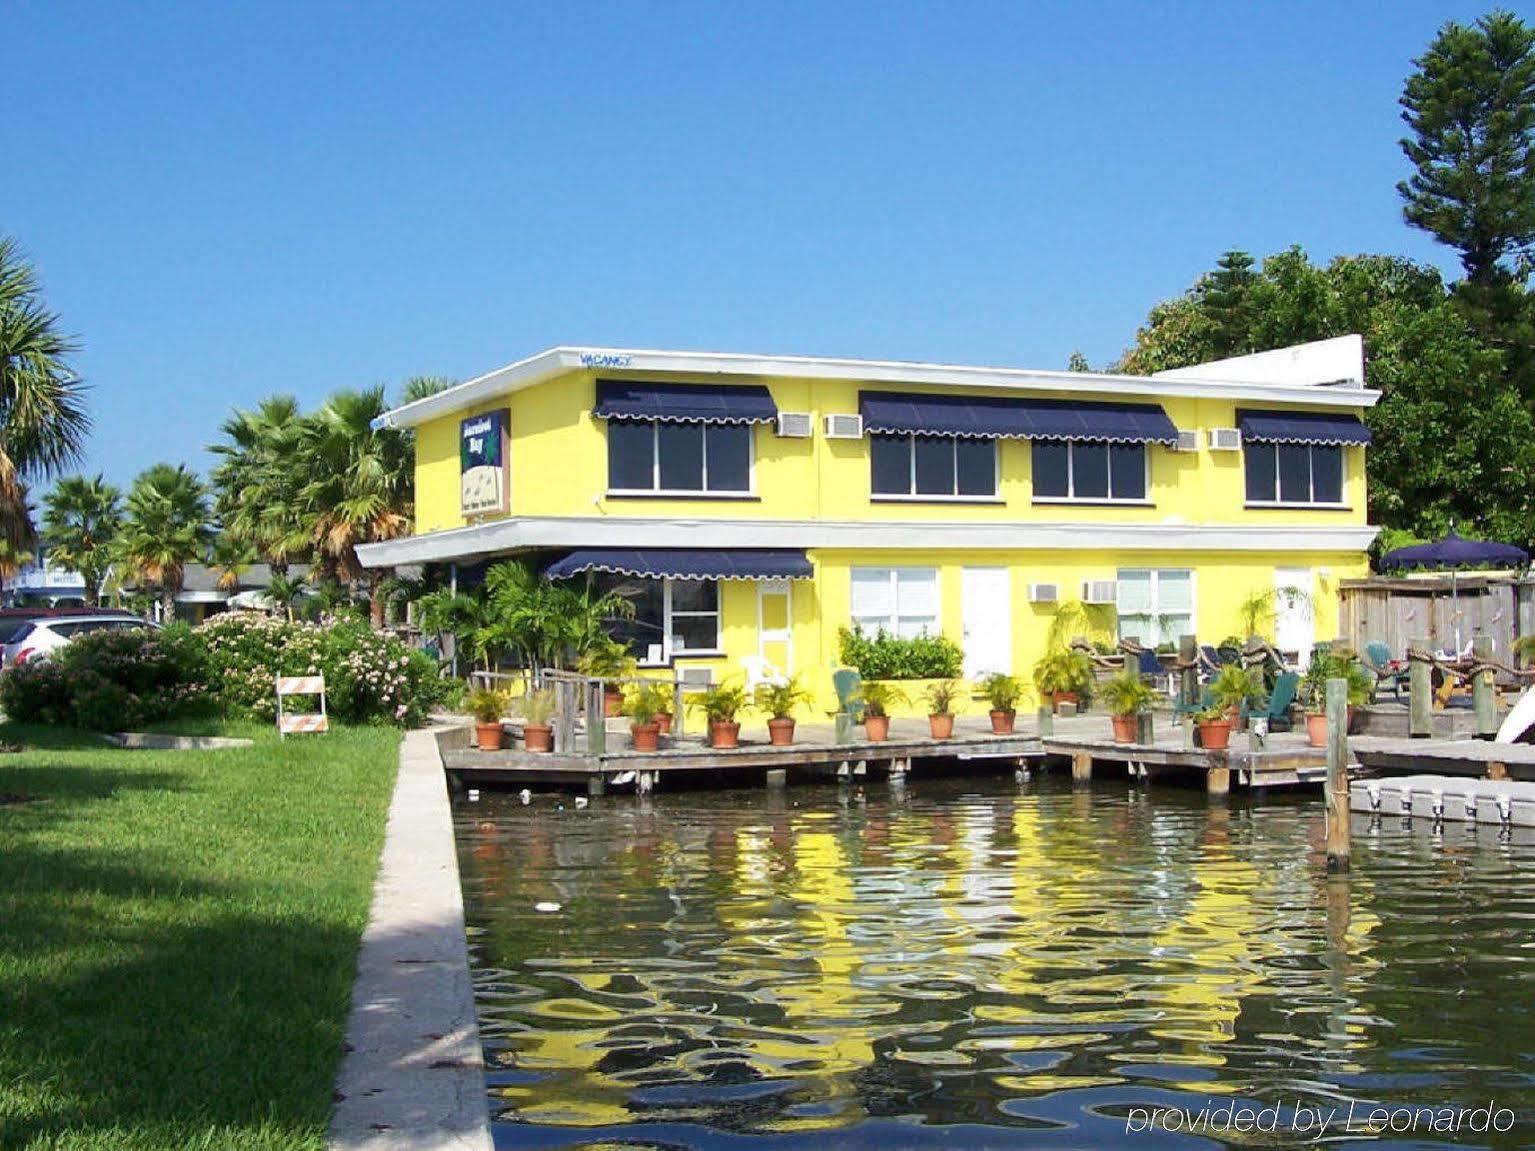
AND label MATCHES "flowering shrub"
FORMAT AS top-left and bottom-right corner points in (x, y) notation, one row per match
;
(197, 613), (445, 725)
(0, 624), (212, 730)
